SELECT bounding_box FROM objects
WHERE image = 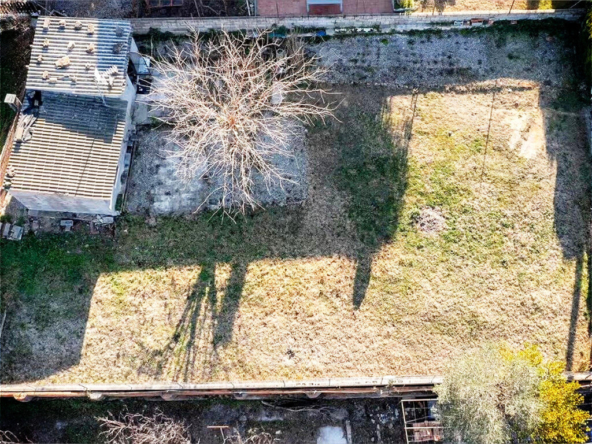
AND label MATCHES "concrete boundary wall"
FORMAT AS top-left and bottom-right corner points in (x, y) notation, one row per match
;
(1, 376), (442, 401)
(131, 9), (585, 34)
(2, 373), (591, 401)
